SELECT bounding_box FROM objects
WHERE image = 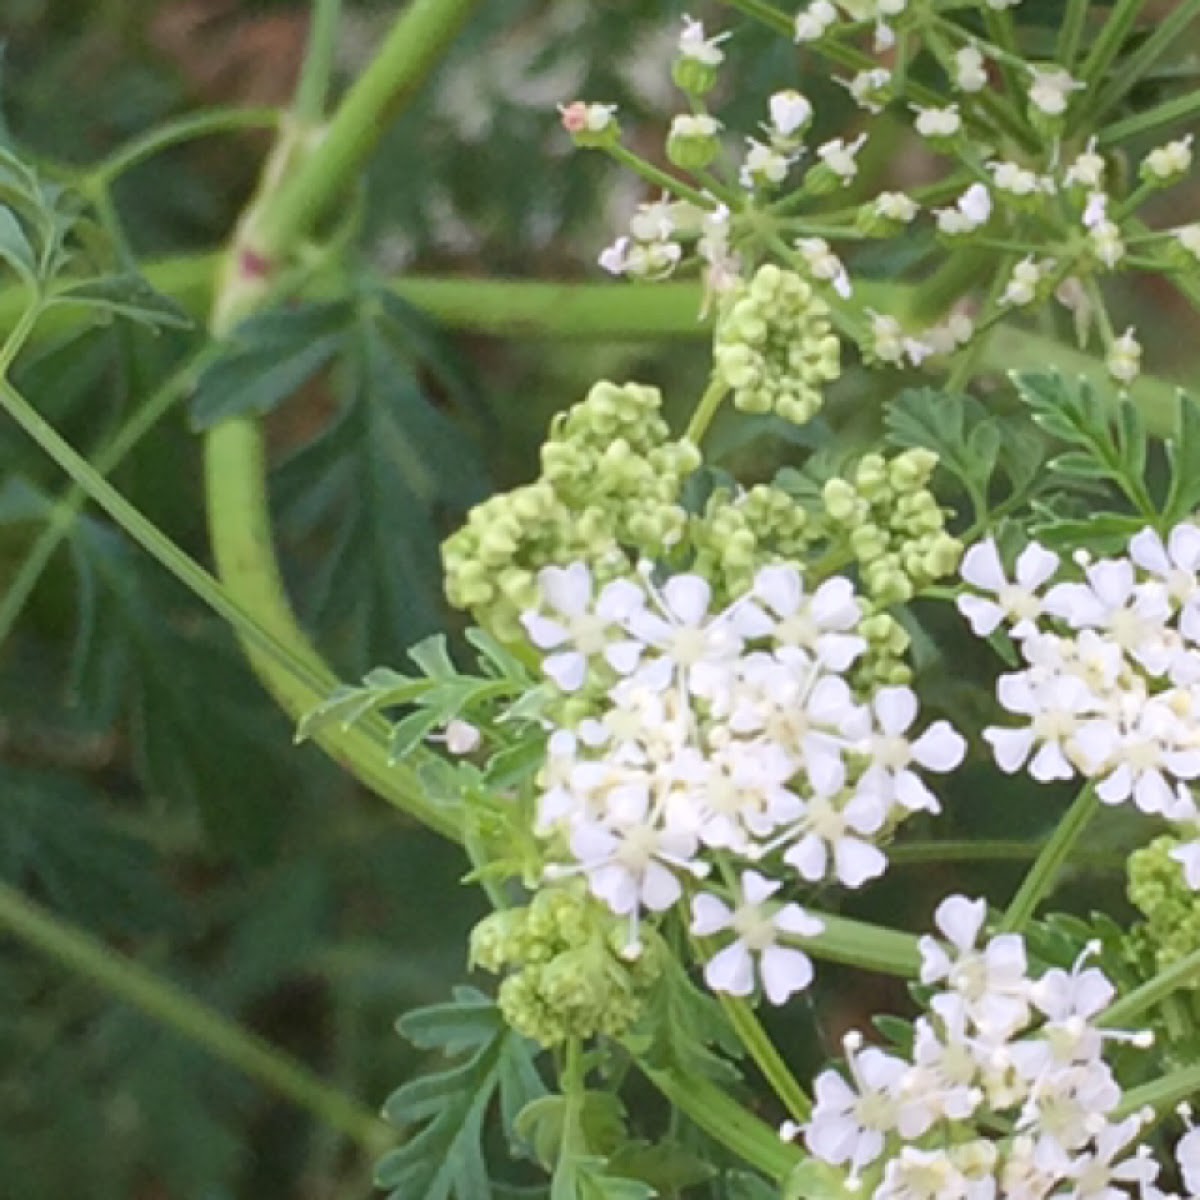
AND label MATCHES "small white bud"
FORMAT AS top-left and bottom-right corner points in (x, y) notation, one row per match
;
(1106, 327), (1142, 384)
(443, 719), (482, 755)
(1144, 135), (1194, 182)
(794, 0), (838, 41)
(954, 45), (988, 92)
(874, 191), (919, 223)
(912, 104), (962, 139)
(769, 89), (813, 138)
(1028, 66), (1084, 117)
